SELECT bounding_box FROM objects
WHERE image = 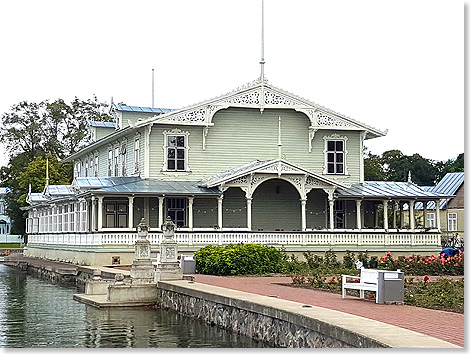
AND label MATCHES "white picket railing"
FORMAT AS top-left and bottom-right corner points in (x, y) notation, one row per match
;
(27, 229), (441, 247)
